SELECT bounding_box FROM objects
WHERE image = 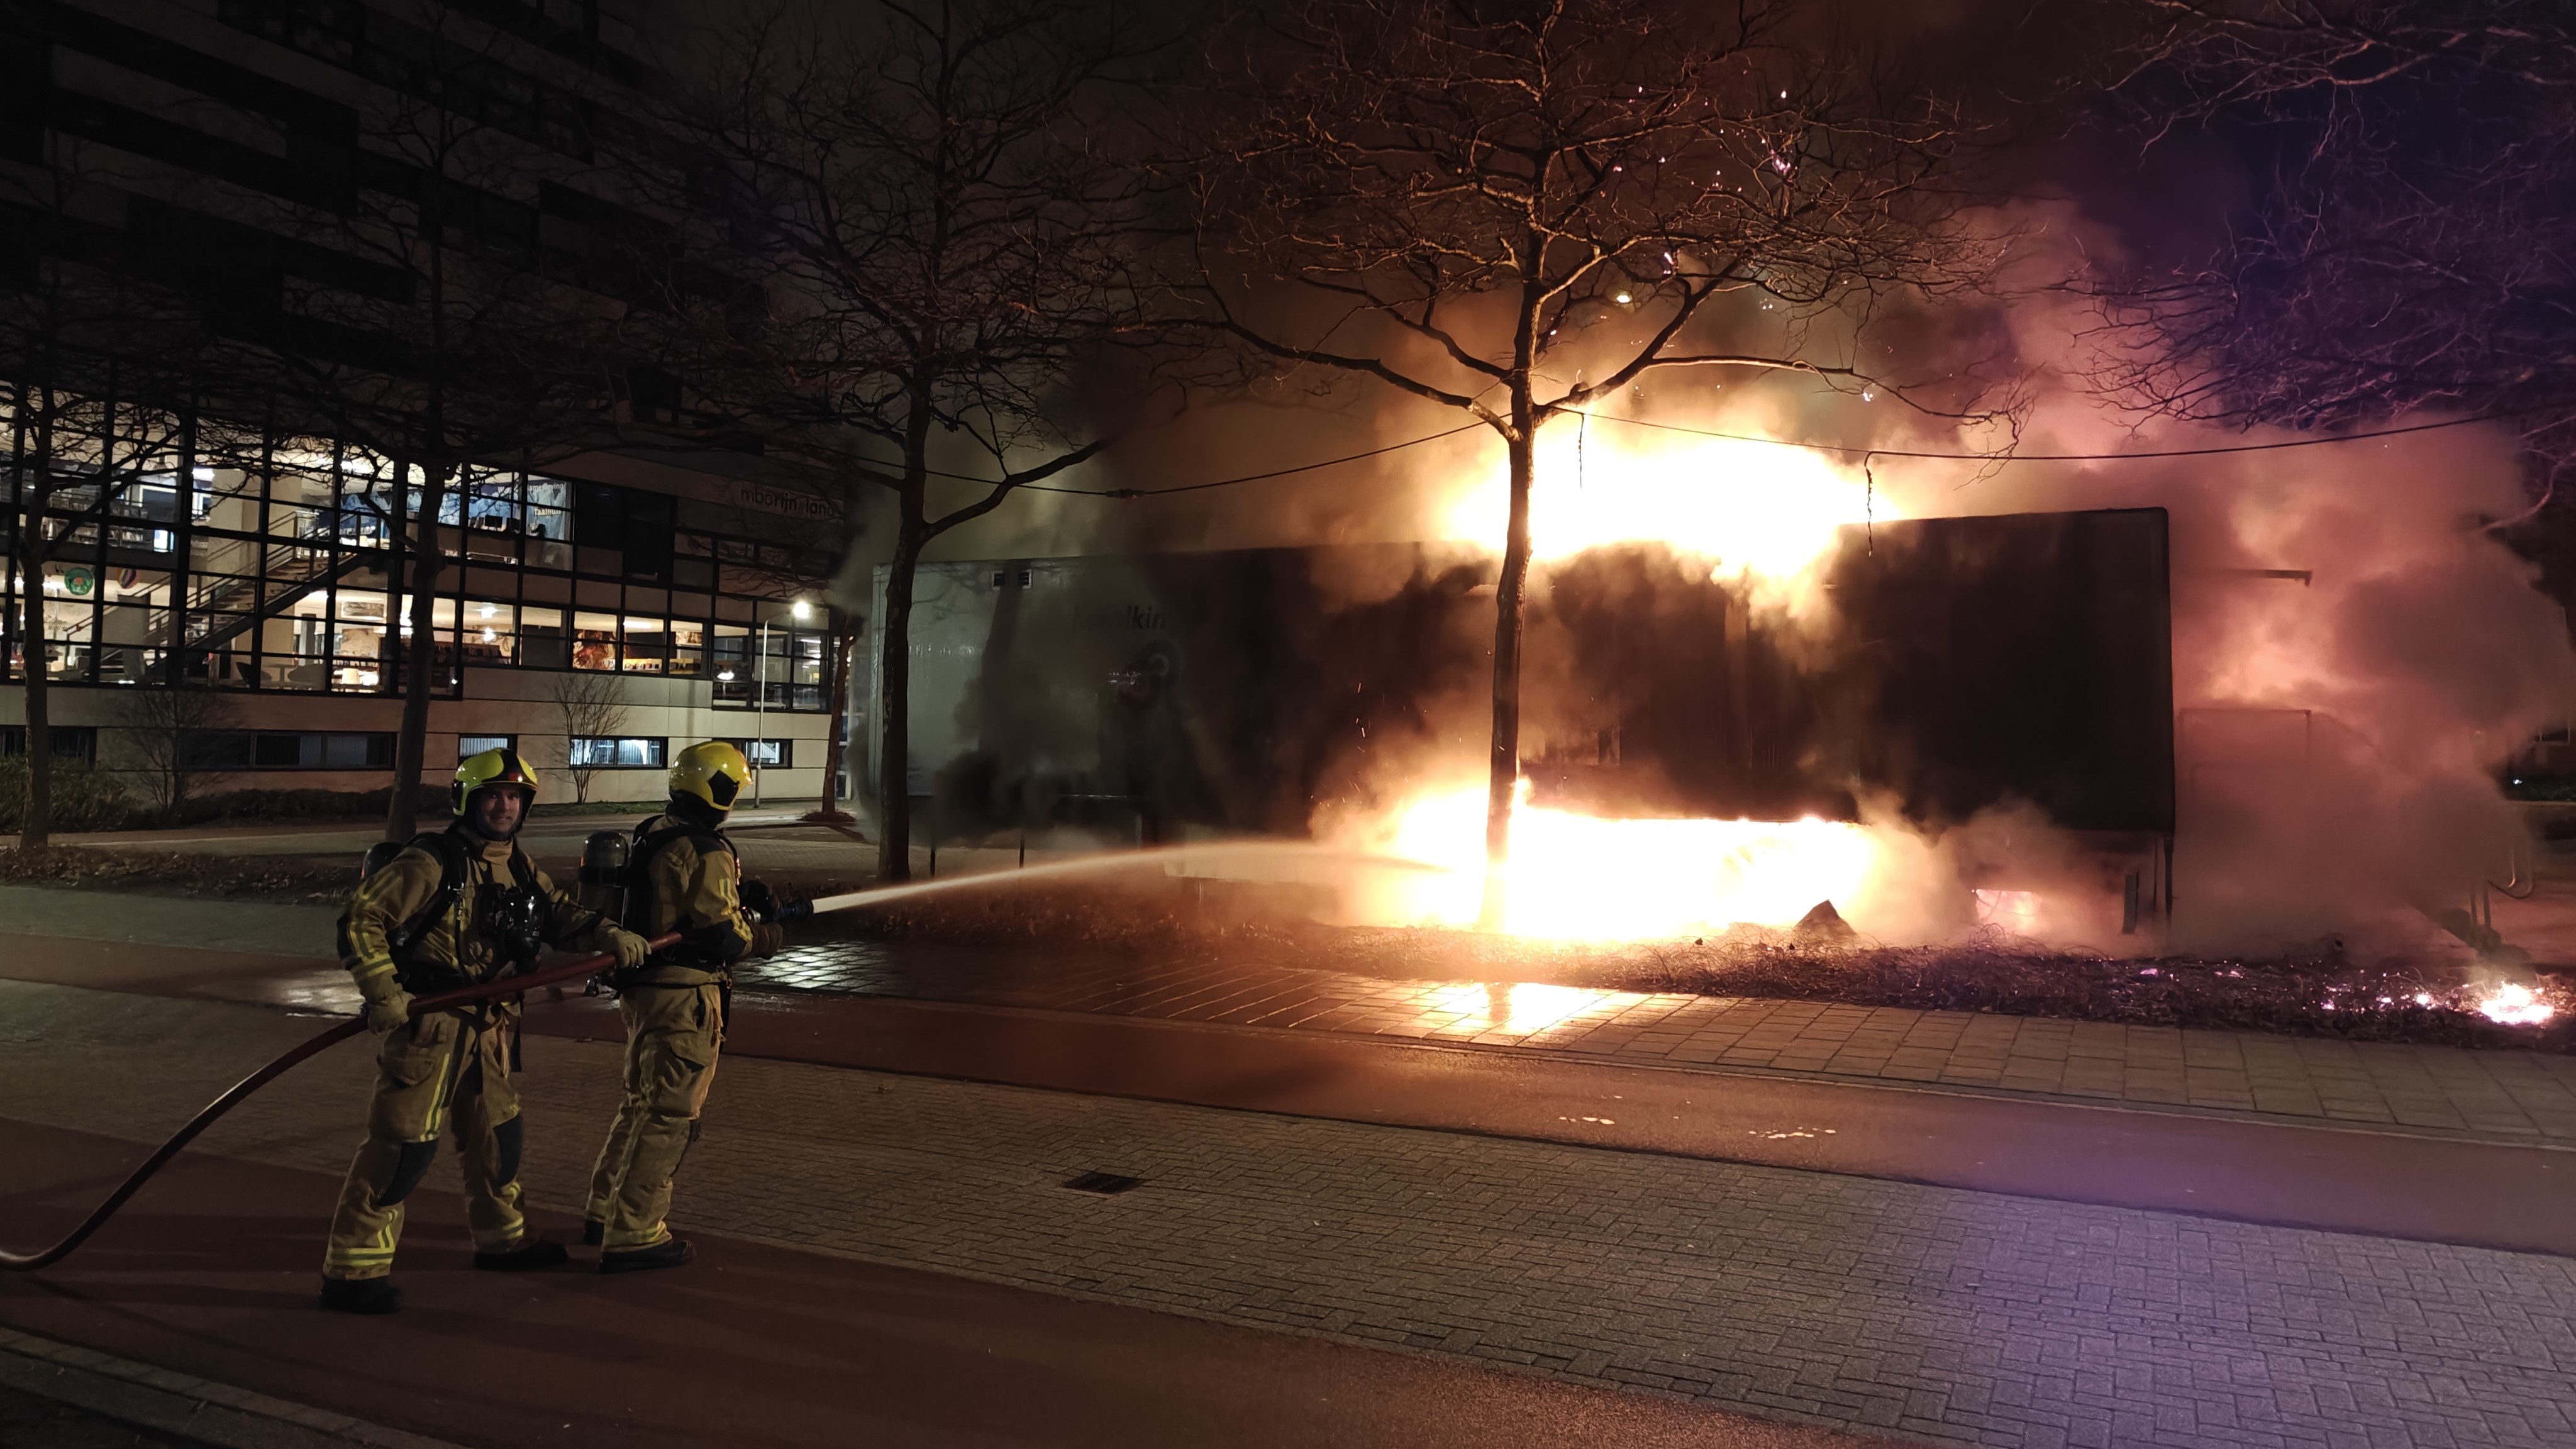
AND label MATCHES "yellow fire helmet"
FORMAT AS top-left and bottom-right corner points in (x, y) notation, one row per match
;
(452, 747), (540, 817)
(670, 740), (751, 813)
